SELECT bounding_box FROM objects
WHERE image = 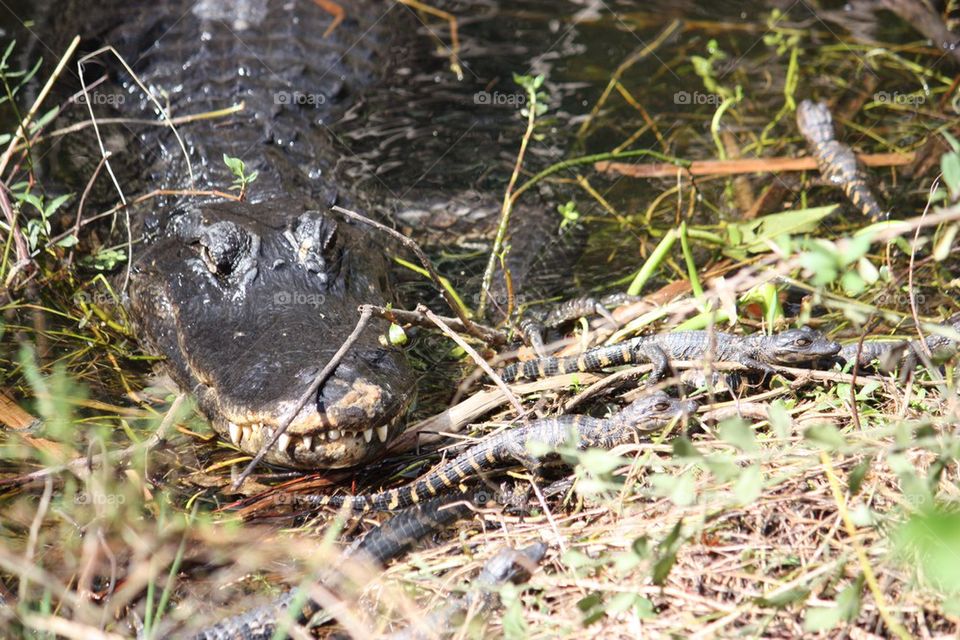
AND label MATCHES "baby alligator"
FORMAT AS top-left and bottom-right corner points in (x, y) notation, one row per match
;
(299, 391), (696, 512)
(839, 314), (960, 374)
(385, 542), (548, 640)
(796, 99), (886, 221)
(499, 327), (841, 383)
(190, 490), (494, 640)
